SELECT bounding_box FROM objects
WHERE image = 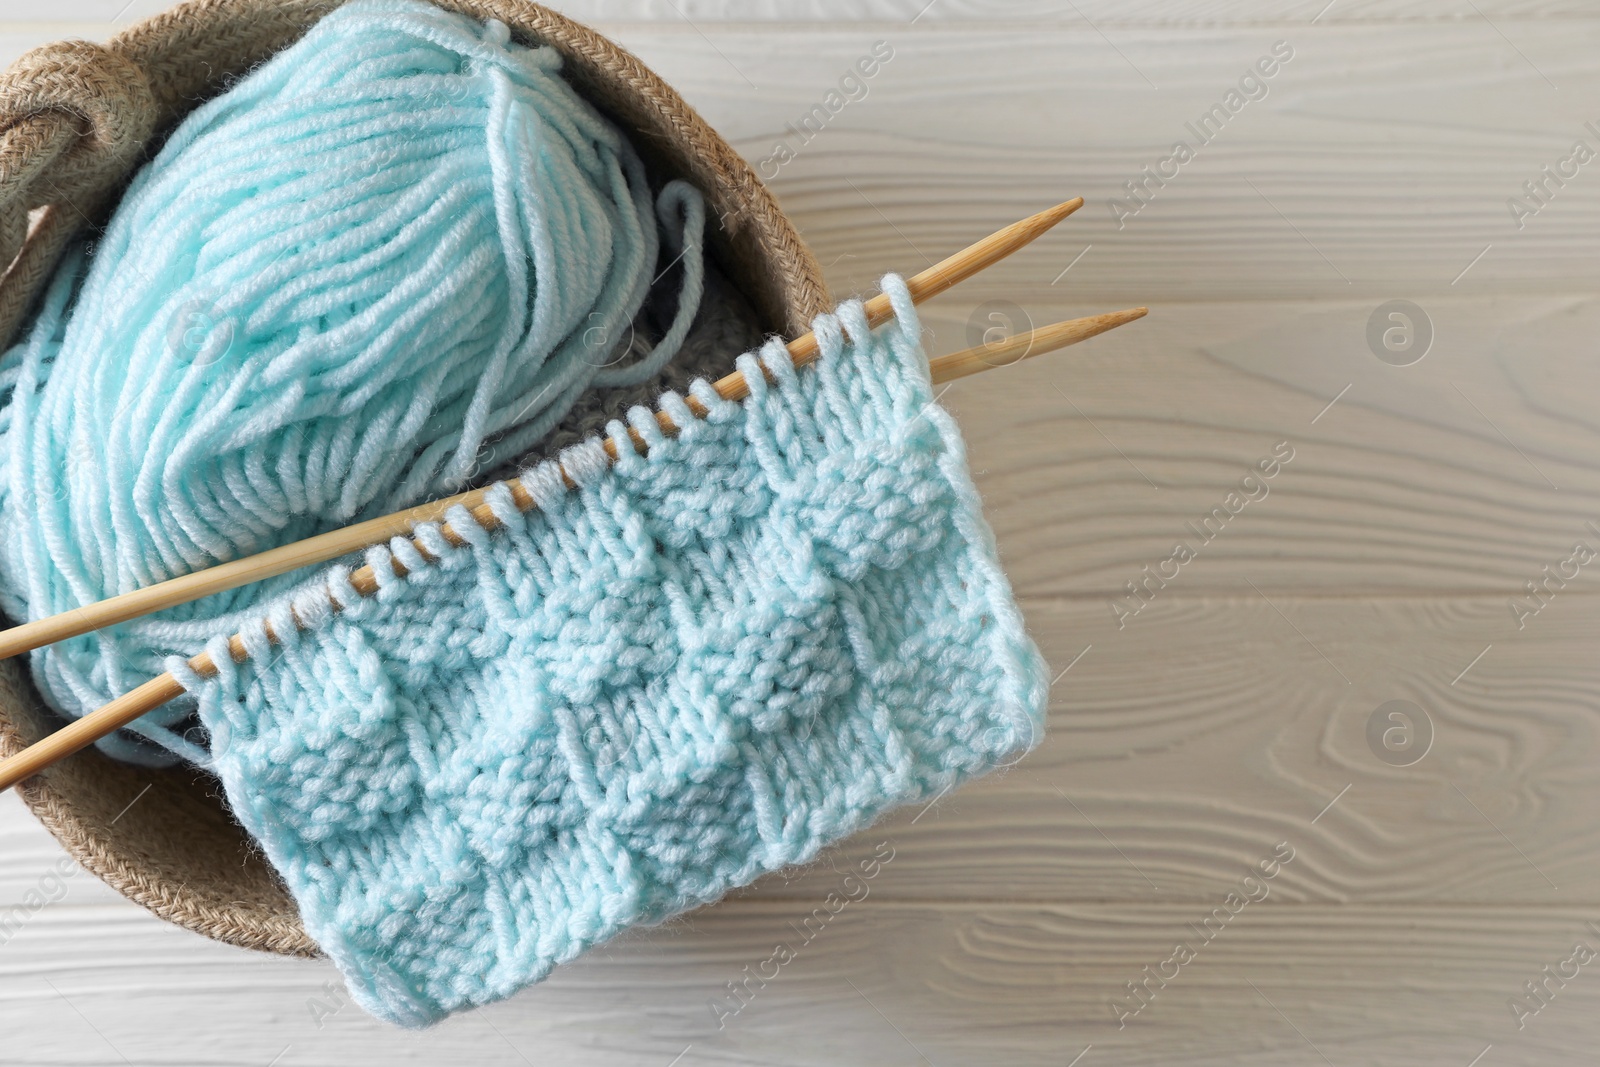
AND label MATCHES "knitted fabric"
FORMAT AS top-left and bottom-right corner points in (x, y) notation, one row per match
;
(173, 275), (1048, 1027)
